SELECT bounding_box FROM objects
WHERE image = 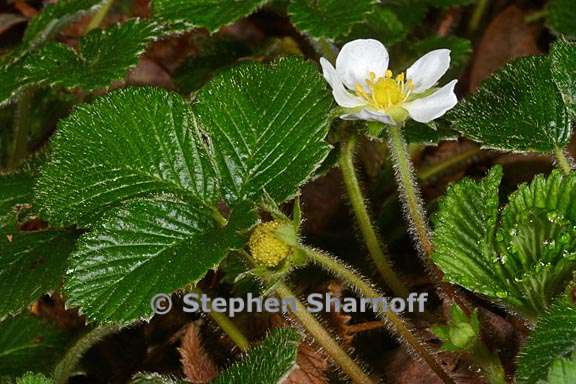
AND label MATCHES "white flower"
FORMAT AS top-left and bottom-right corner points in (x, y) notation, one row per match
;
(320, 39), (458, 125)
